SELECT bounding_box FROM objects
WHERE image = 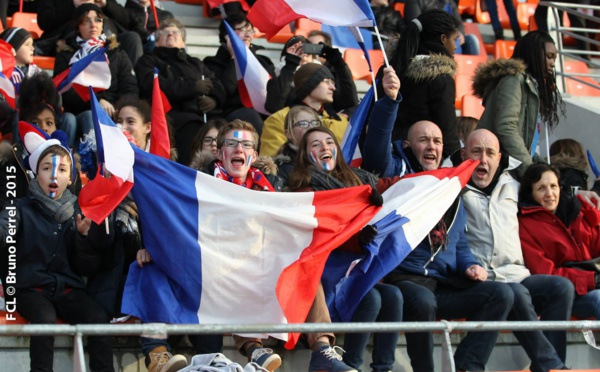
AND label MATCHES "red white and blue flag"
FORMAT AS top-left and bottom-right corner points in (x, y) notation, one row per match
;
(150, 68), (171, 159)
(78, 88), (134, 224)
(248, 0), (375, 39)
(322, 160), (478, 322)
(224, 22), (270, 115)
(53, 47), (111, 102)
(0, 40), (15, 108)
(121, 148), (379, 348)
